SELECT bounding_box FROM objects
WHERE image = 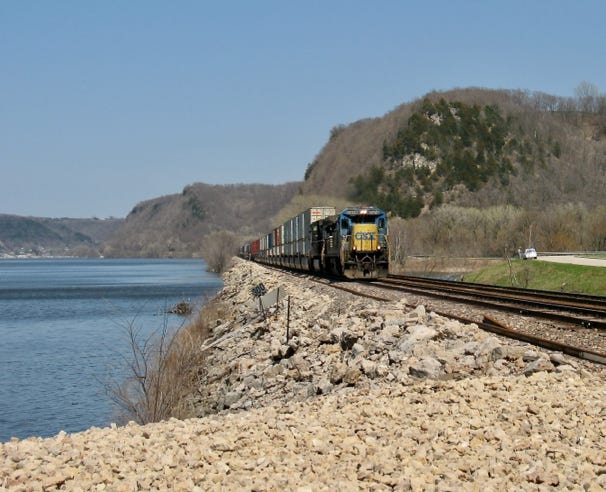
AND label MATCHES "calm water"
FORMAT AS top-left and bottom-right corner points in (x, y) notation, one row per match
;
(0, 258), (222, 442)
